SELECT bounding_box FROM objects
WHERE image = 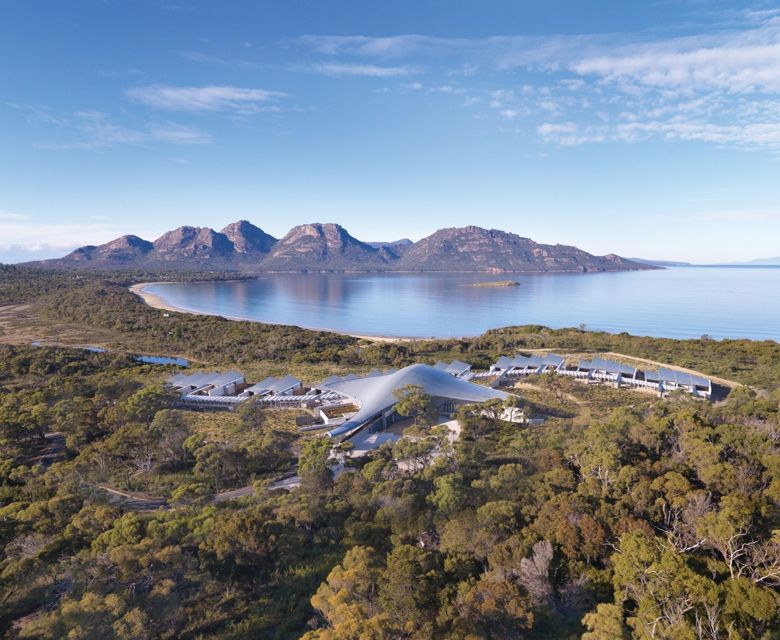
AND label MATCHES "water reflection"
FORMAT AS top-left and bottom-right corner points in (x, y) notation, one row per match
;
(144, 267), (780, 341)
